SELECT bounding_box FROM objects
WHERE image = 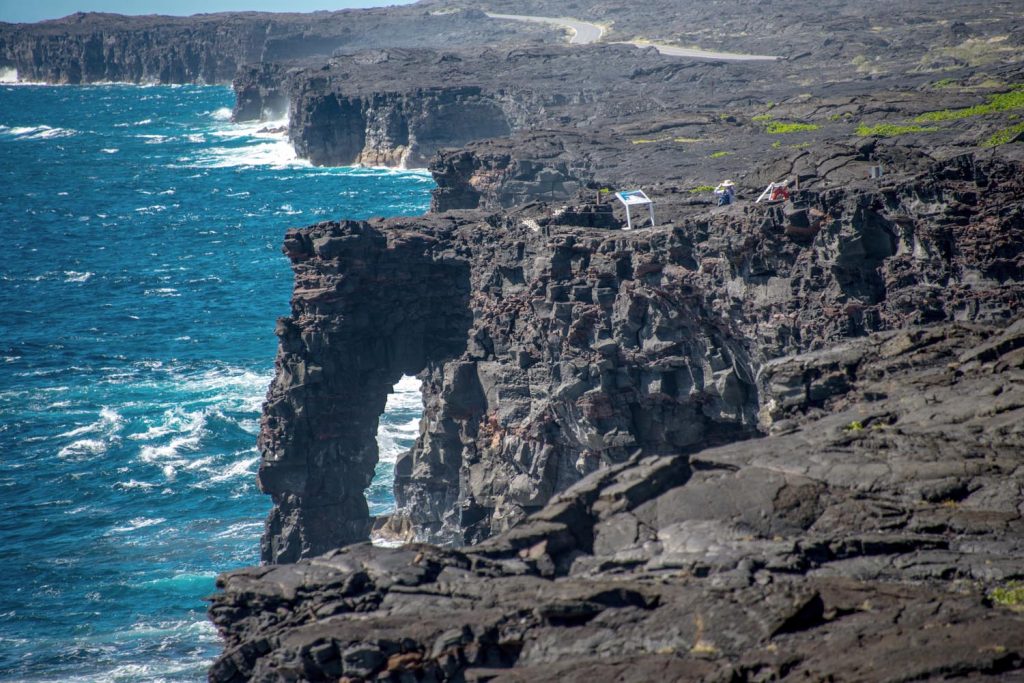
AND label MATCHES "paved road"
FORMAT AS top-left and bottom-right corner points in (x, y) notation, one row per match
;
(485, 13), (605, 45)
(486, 13), (779, 61)
(622, 40), (778, 61)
